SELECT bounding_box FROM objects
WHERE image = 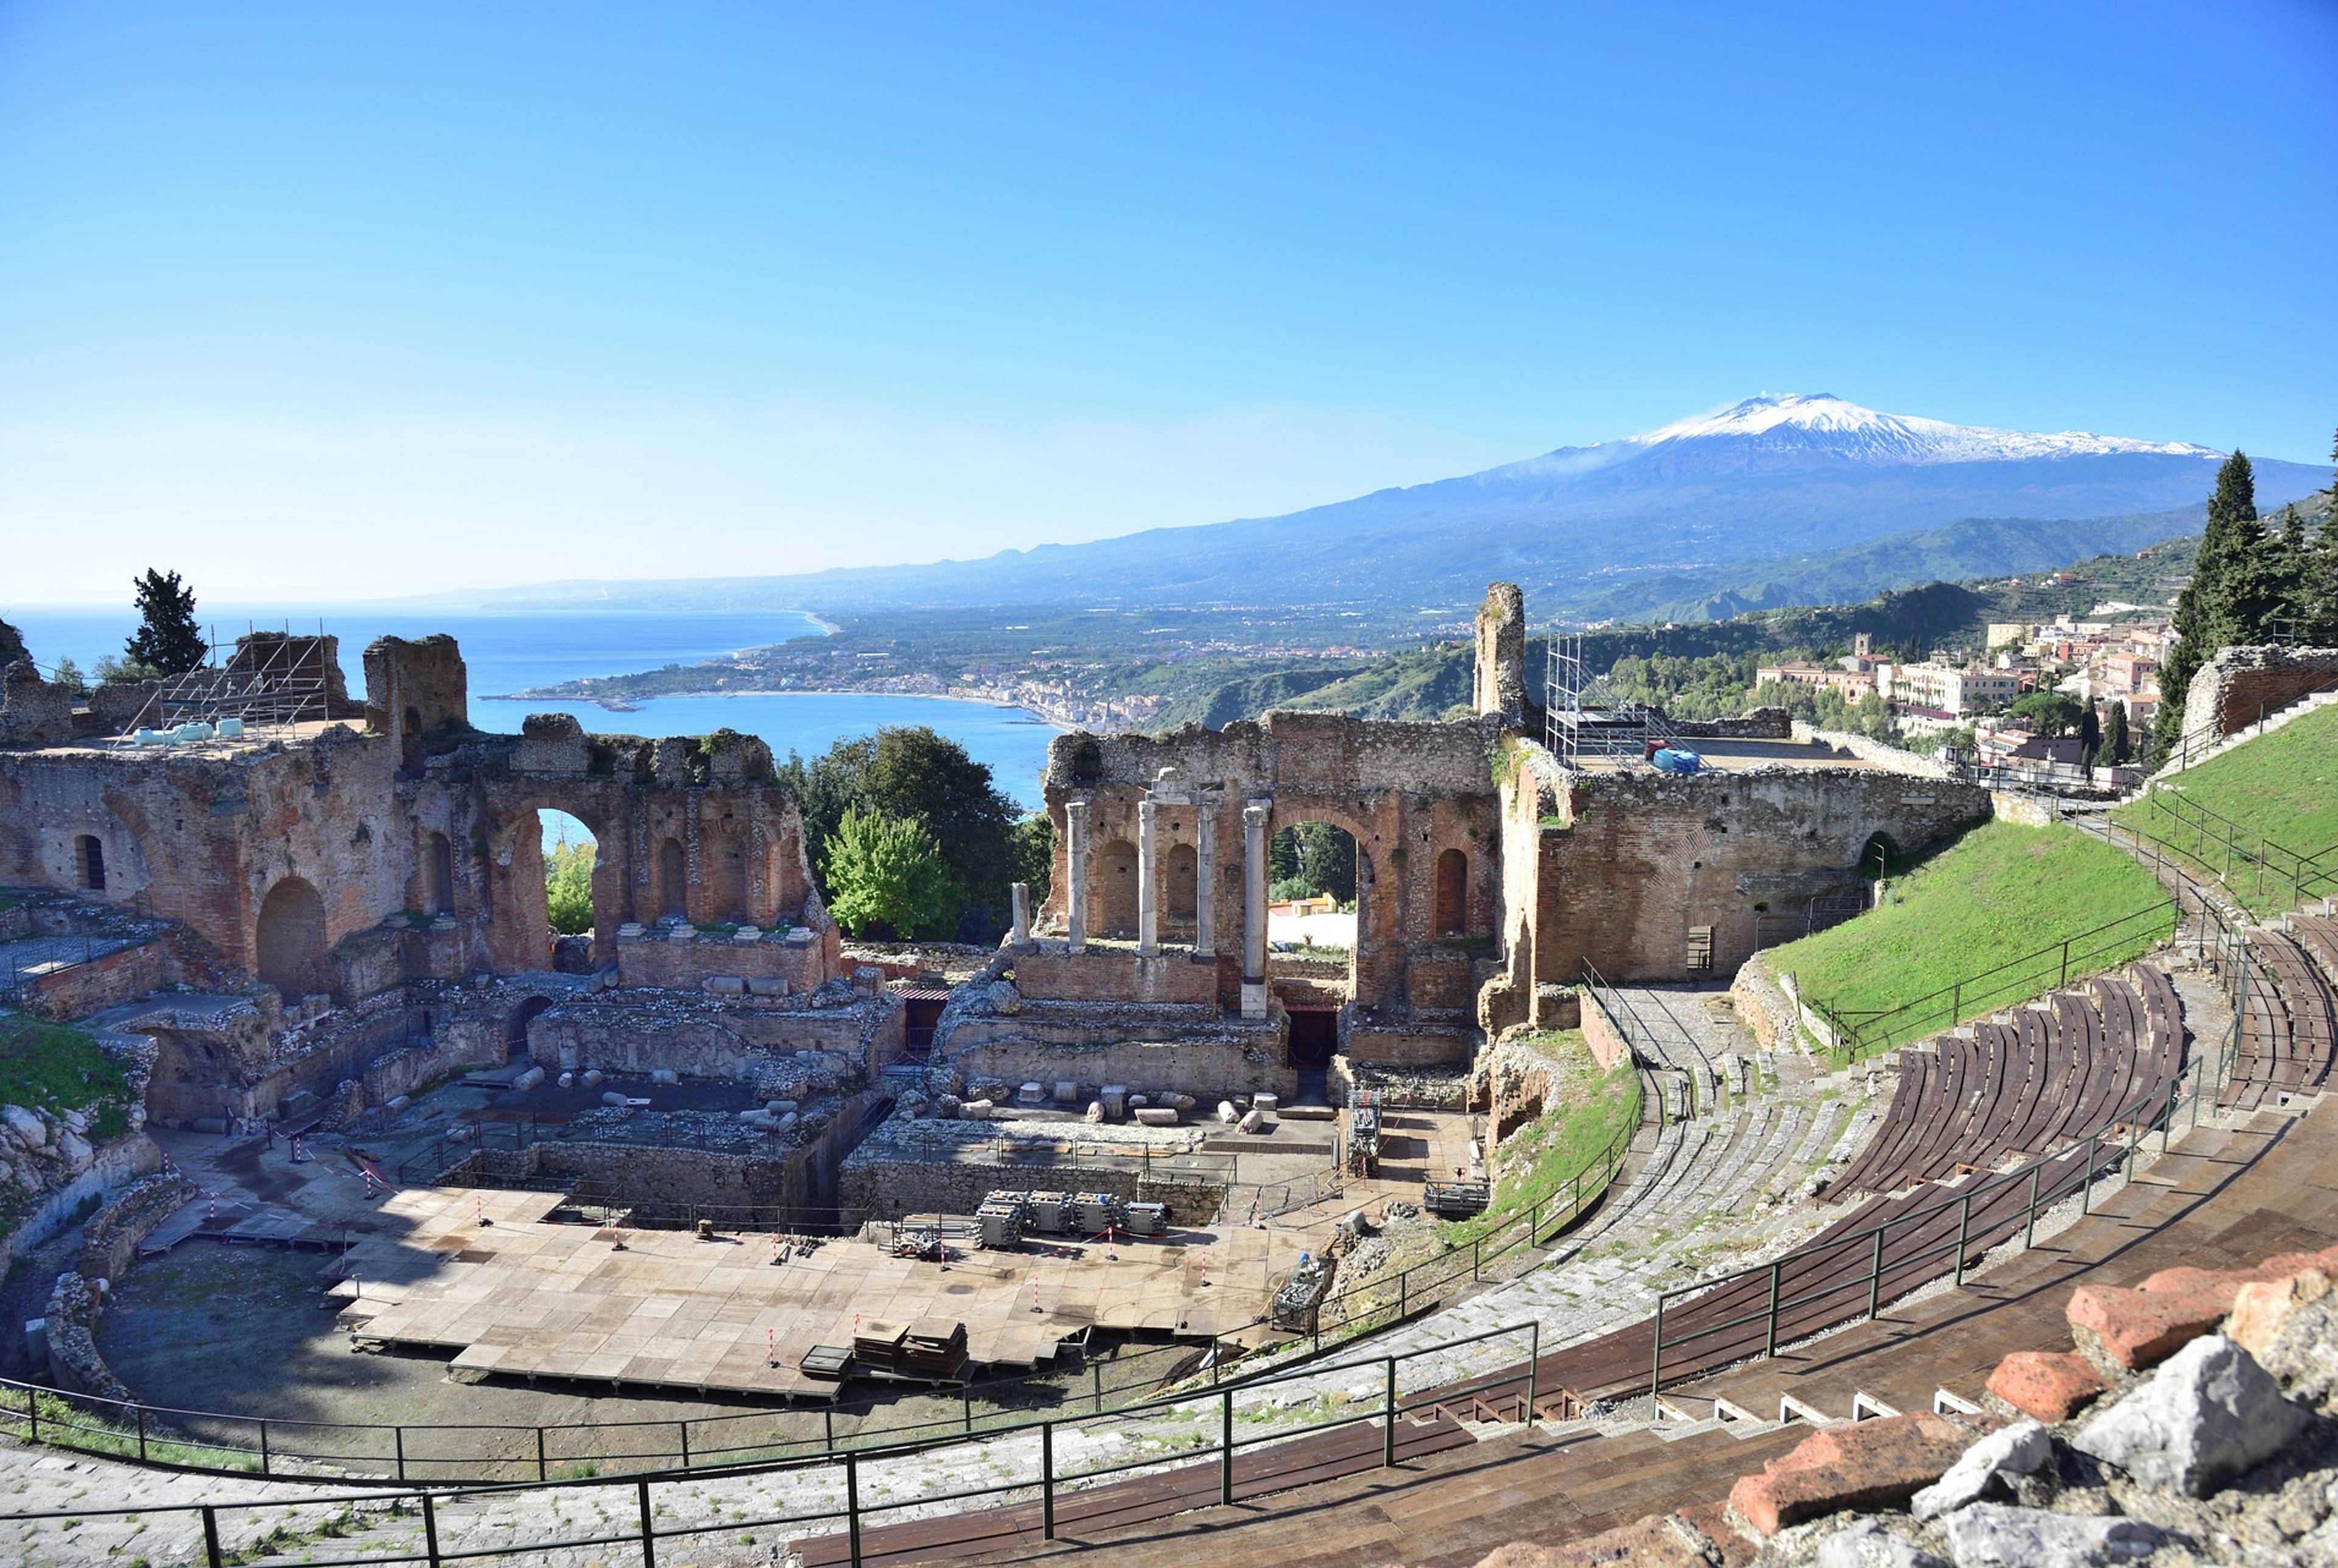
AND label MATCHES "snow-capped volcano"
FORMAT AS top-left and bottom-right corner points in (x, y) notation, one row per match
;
(493, 393), (2324, 626)
(1630, 393), (2219, 465)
